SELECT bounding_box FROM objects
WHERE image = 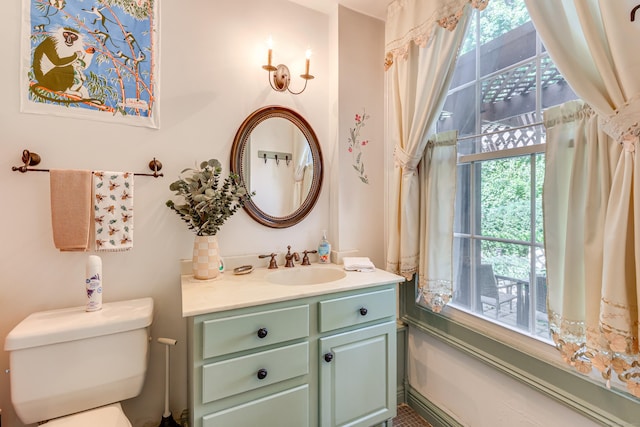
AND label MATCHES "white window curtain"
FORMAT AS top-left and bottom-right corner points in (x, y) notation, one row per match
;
(385, 0), (487, 312)
(525, 0), (640, 397)
(417, 130), (458, 311)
